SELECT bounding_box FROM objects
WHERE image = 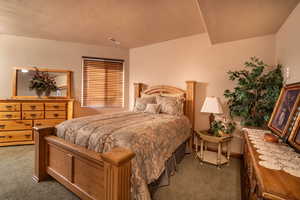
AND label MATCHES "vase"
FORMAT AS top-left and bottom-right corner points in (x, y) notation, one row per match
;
(45, 89), (51, 97)
(35, 90), (43, 98)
